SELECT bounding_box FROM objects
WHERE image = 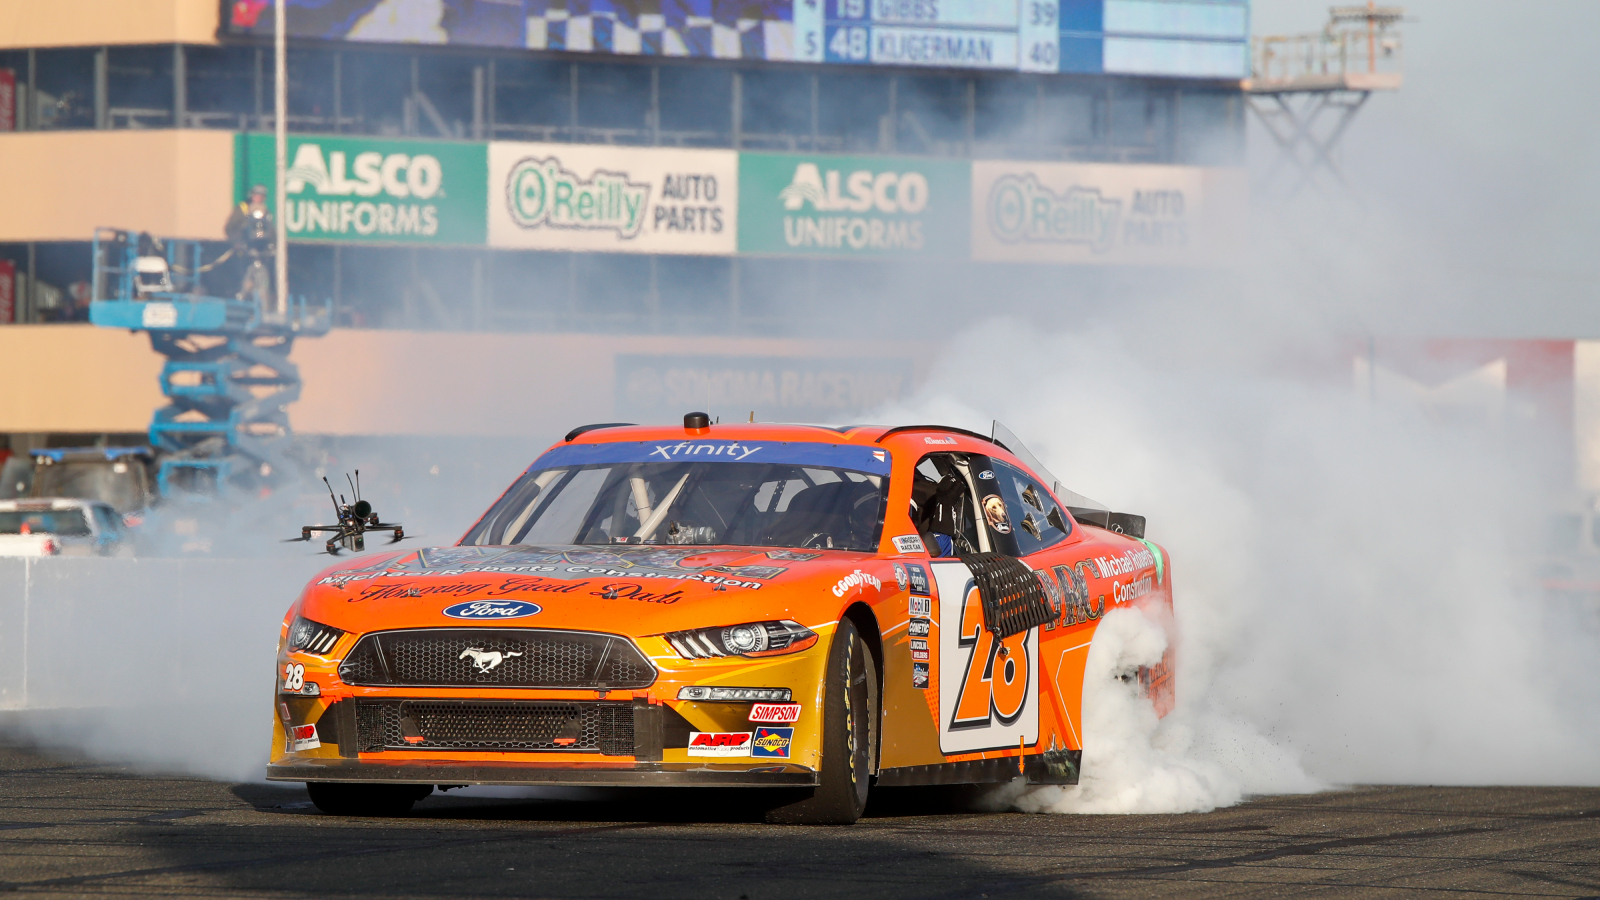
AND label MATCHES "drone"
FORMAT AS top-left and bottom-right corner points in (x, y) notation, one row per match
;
(286, 470), (405, 555)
